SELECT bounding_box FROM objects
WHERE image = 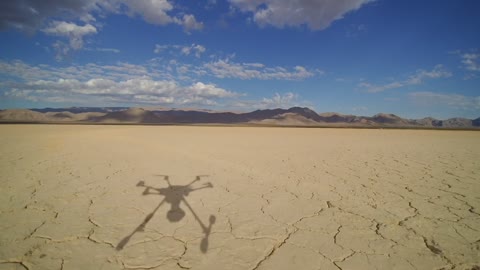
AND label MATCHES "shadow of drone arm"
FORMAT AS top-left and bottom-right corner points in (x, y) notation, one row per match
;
(181, 198), (208, 232)
(189, 183), (213, 192)
(116, 198), (166, 250)
(142, 187), (163, 195)
(137, 181), (166, 195)
(185, 175), (210, 187)
(153, 175), (172, 187)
